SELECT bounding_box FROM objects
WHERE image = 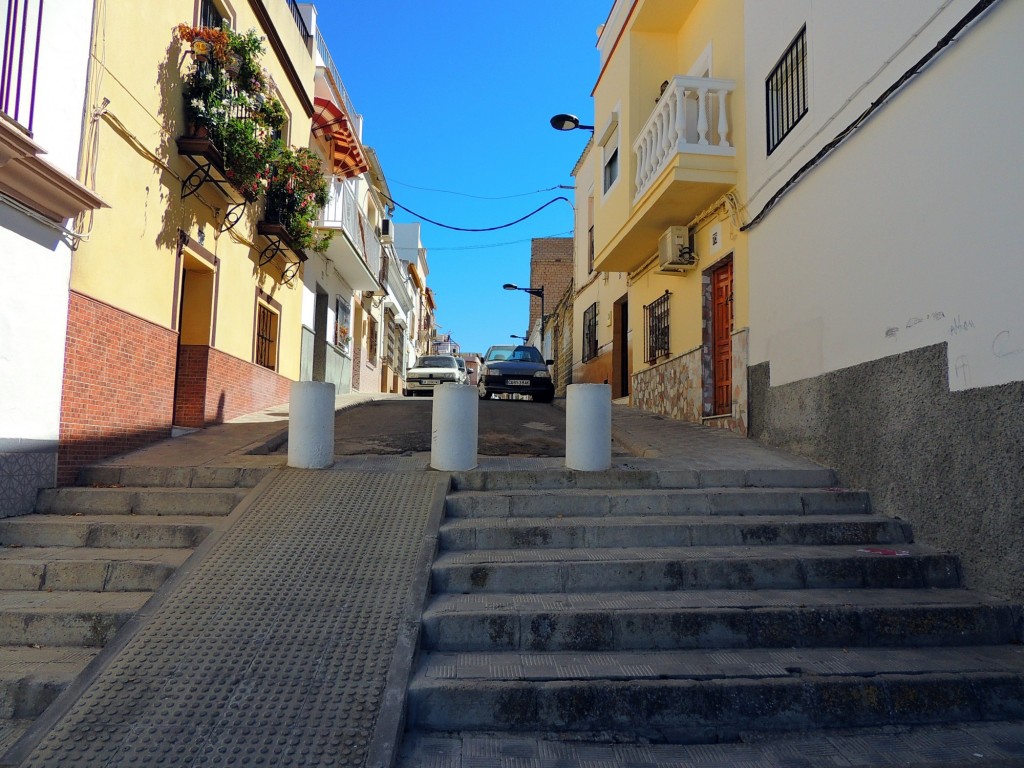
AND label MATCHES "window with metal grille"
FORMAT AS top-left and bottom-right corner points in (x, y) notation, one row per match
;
(385, 309), (397, 369)
(766, 26), (808, 156)
(199, 0), (225, 29)
(255, 303), (279, 370)
(582, 302), (598, 363)
(643, 291), (670, 363)
(367, 314), (378, 366)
